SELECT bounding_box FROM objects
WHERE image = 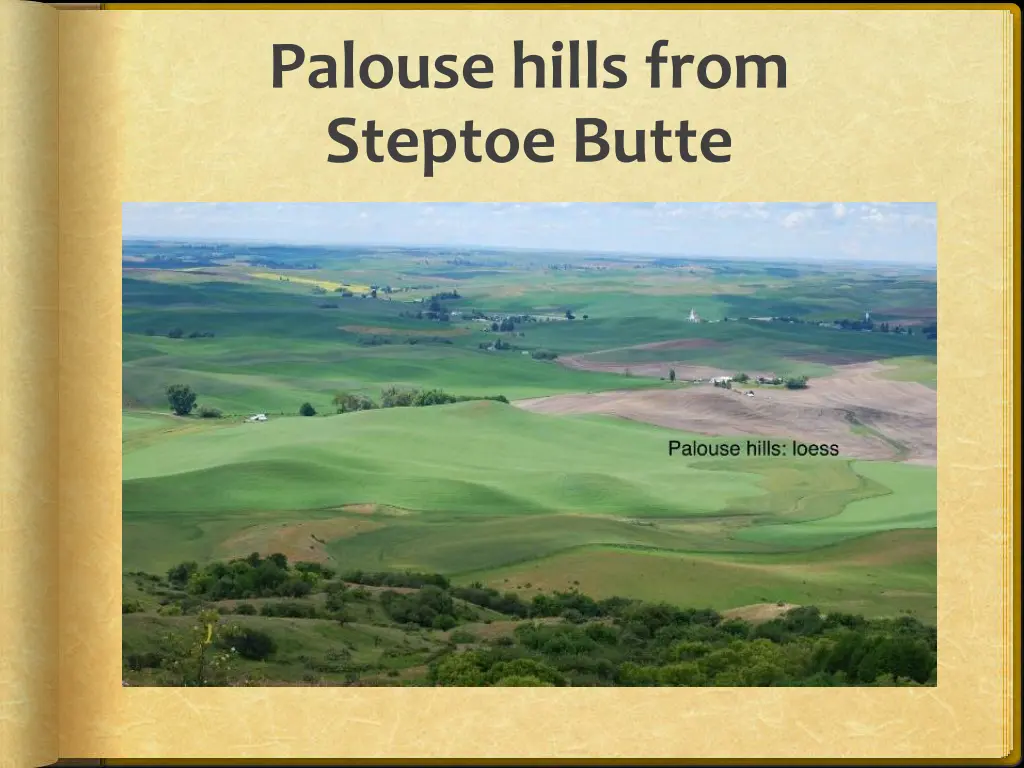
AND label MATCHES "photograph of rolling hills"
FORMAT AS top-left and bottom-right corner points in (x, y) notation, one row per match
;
(122, 202), (938, 687)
